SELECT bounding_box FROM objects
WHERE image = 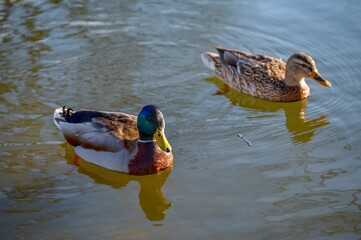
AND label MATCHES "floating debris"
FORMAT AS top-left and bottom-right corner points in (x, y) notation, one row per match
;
(237, 133), (252, 146)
